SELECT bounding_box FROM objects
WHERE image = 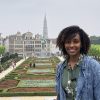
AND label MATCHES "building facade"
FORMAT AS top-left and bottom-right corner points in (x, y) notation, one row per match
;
(4, 32), (51, 57)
